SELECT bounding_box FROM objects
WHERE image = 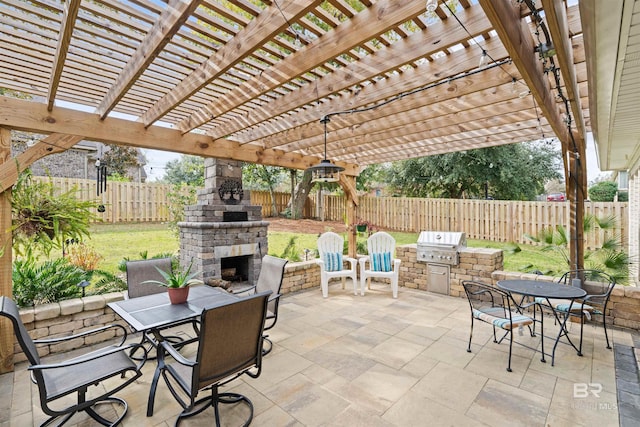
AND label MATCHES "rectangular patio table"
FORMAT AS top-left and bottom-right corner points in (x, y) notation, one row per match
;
(497, 279), (587, 366)
(108, 284), (239, 416)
